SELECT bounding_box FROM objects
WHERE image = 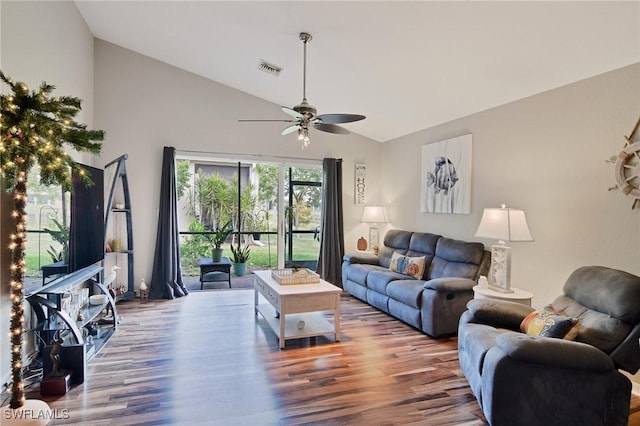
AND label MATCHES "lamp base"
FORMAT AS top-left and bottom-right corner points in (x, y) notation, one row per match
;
(1, 399), (53, 425)
(368, 226), (379, 249)
(488, 244), (512, 293)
